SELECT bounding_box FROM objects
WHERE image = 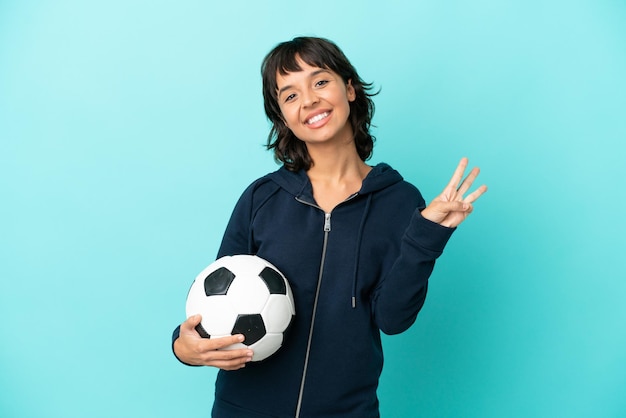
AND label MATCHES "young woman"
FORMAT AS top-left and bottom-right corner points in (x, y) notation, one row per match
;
(173, 36), (487, 418)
